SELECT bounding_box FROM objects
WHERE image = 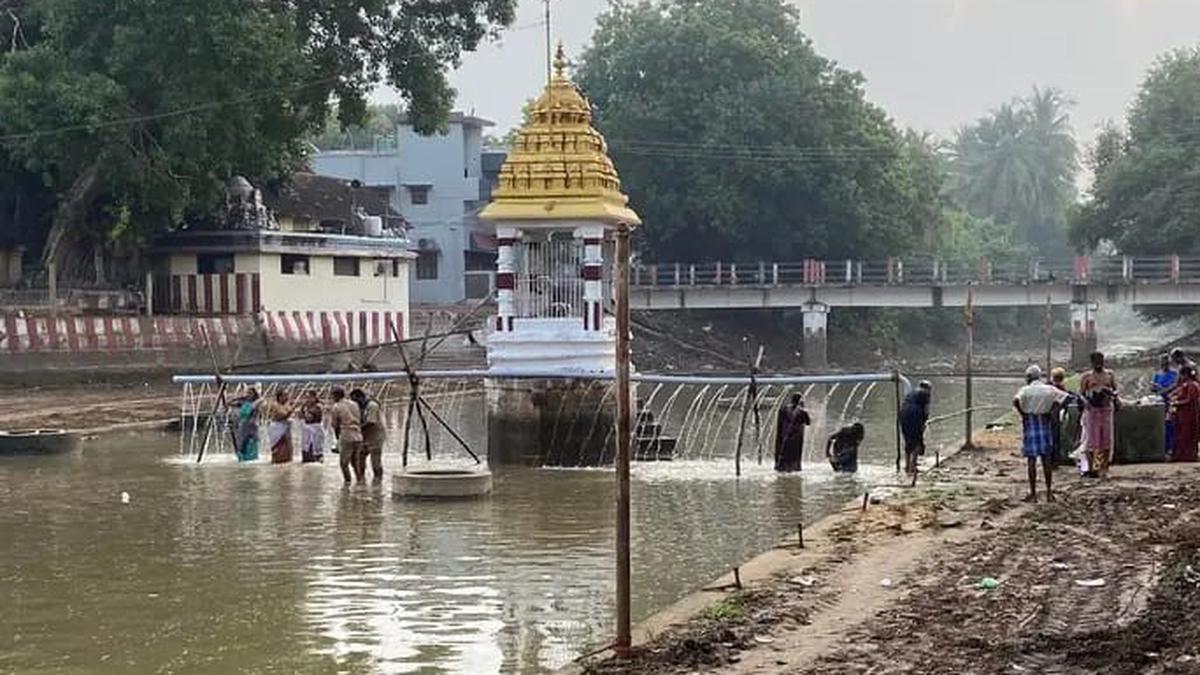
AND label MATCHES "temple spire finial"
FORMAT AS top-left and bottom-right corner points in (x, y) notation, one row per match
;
(554, 42), (568, 79)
